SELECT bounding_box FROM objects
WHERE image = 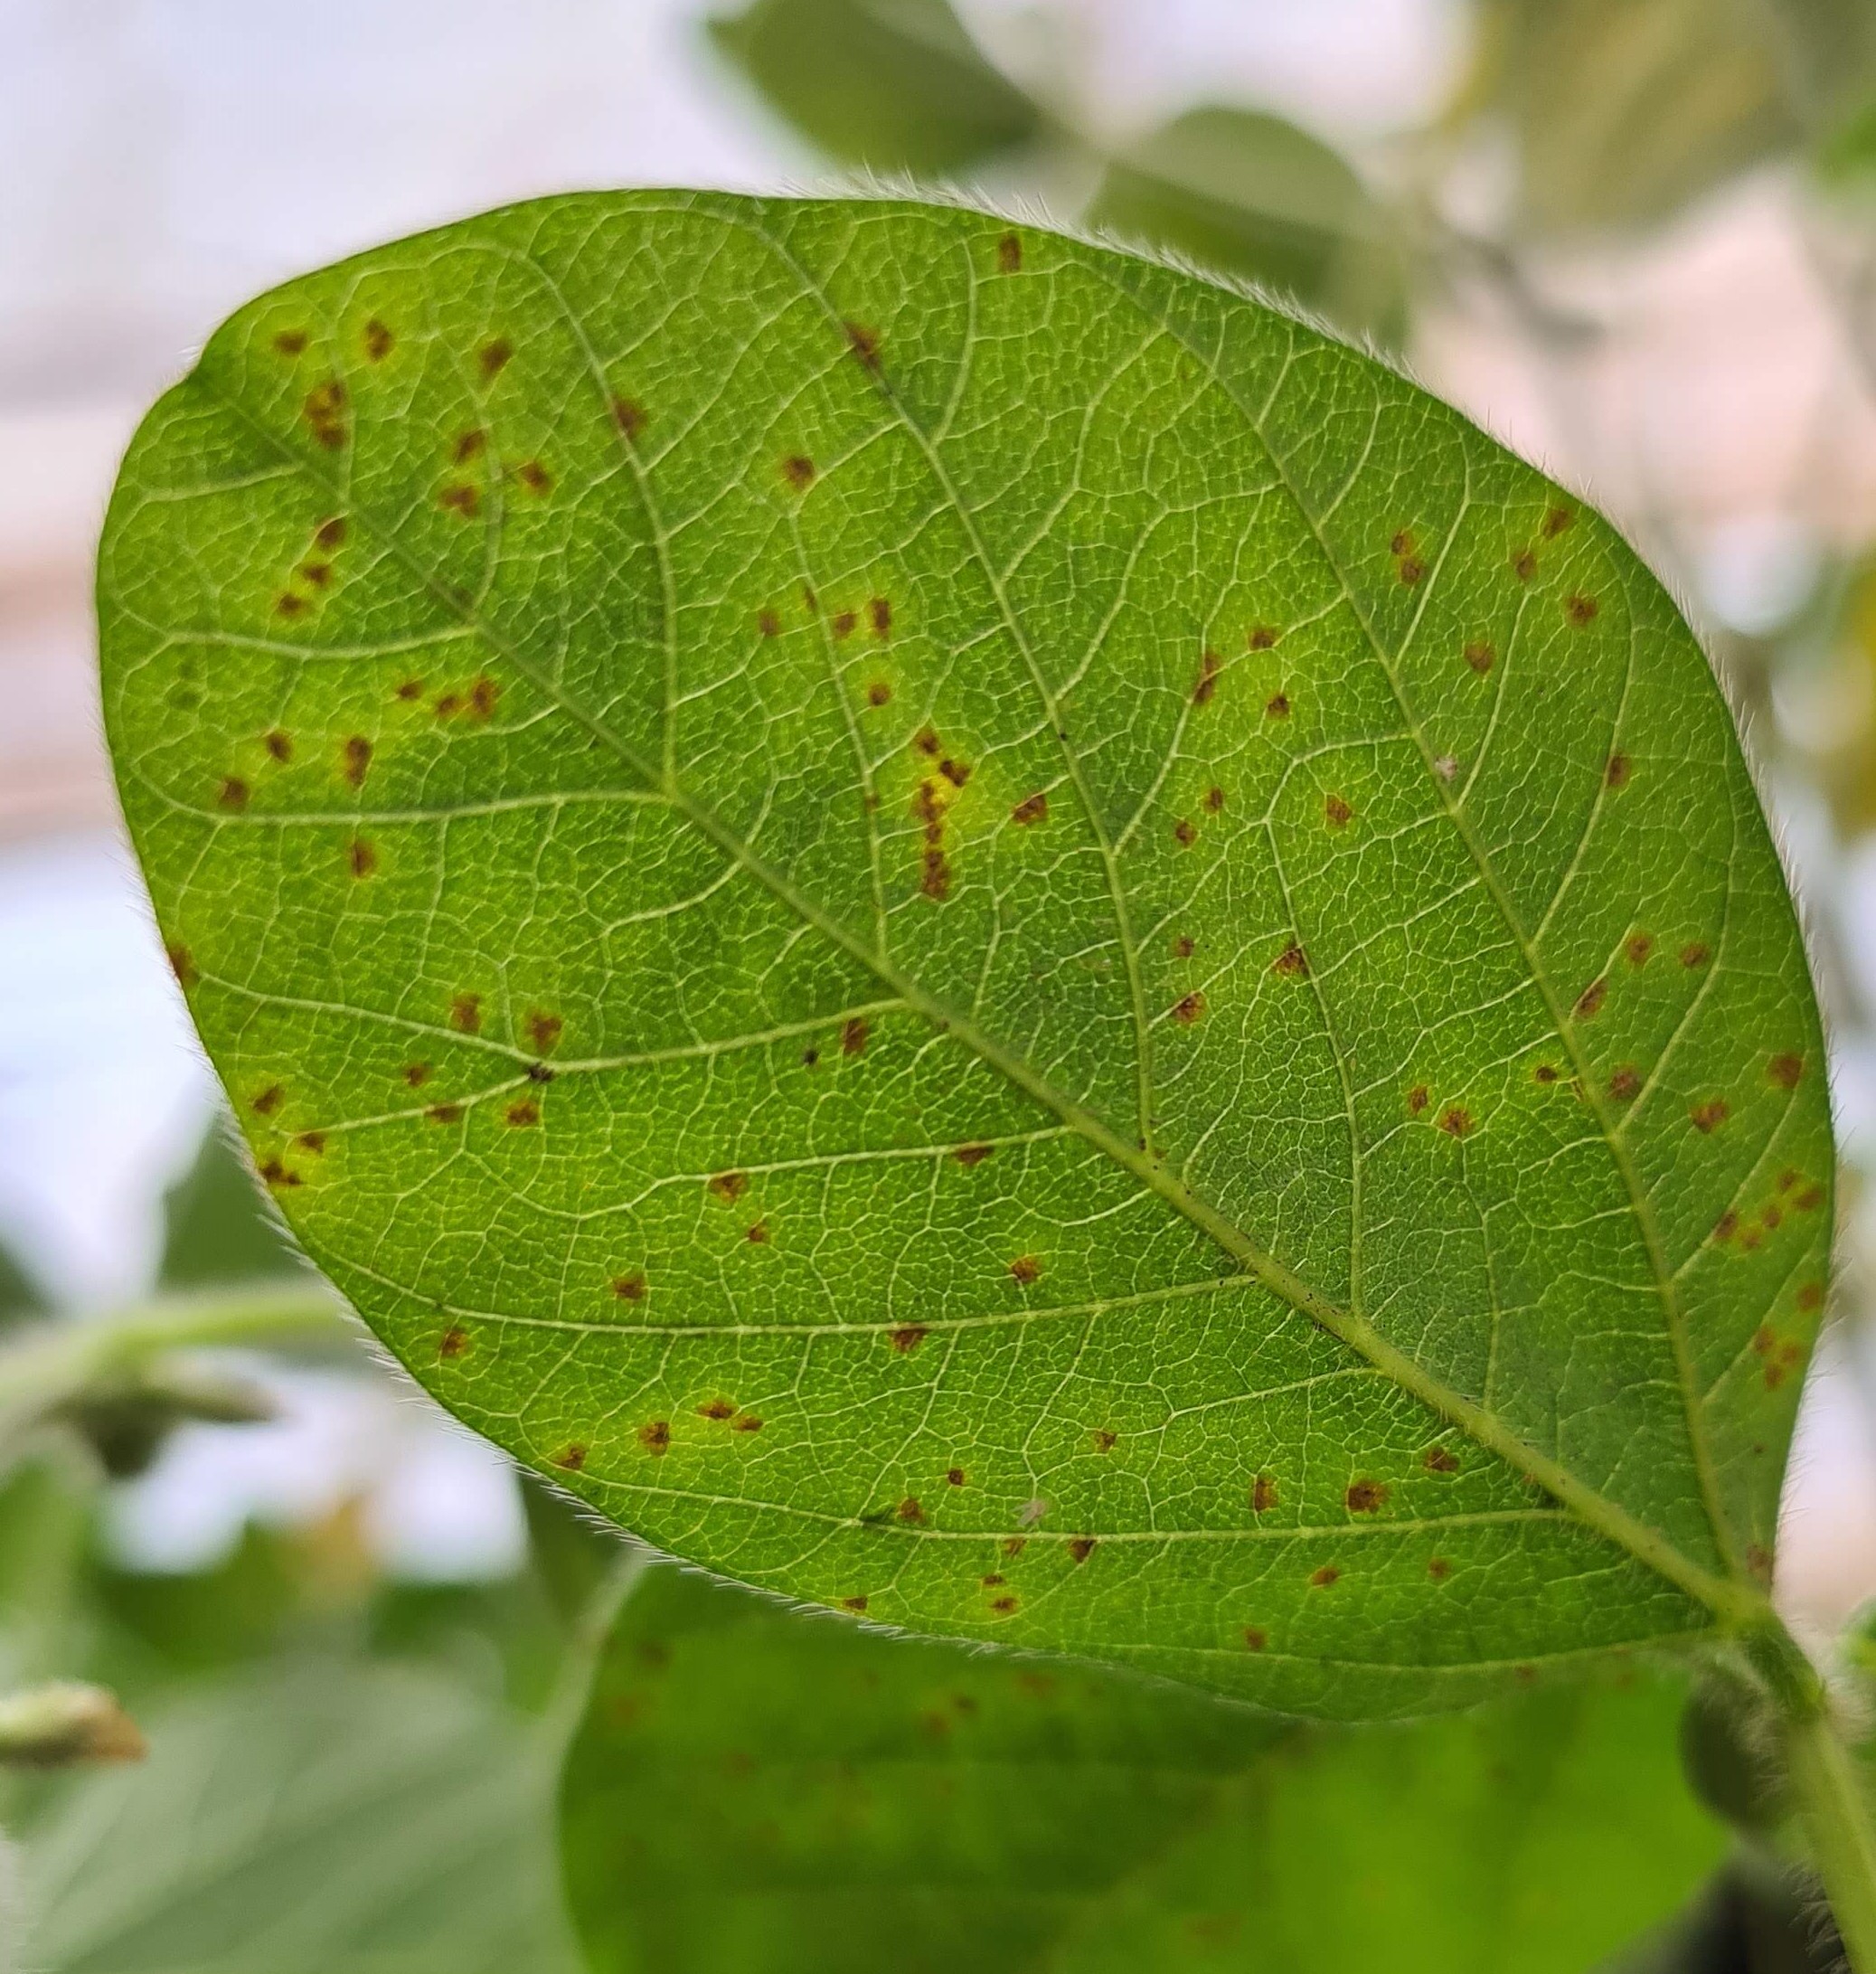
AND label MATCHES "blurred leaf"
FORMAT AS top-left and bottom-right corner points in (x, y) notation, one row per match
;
(707, 0), (1042, 176)
(561, 1565), (1728, 1974)
(159, 1119), (308, 1291)
(1816, 97), (1876, 186)
(1477, 0), (1798, 233)
(62, 1359), (275, 1481)
(21, 1658), (580, 1974)
(0, 1231), (52, 1332)
(0, 1682), (143, 1768)
(1088, 106), (1407, 343)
